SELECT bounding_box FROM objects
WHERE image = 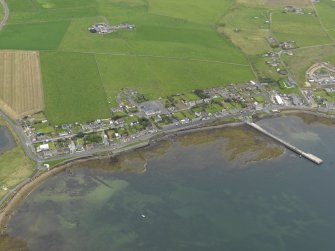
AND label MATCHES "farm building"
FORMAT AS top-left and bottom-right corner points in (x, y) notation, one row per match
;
(89, 23), (136, 34)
